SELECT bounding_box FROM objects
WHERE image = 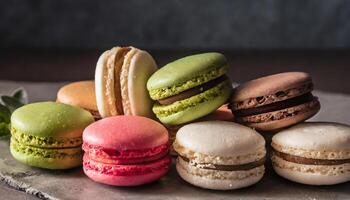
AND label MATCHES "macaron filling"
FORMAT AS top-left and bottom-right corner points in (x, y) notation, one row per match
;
(272, 149), (350, 165)
(233, 93), (317, 117)
(180, 156), (266, 171)
(149, 66), (226, 100)
(231, 82), (313, 110)
(158, 75), (229, 105)
(153, 80), (231, 117)
(82, 142), (169, 164)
